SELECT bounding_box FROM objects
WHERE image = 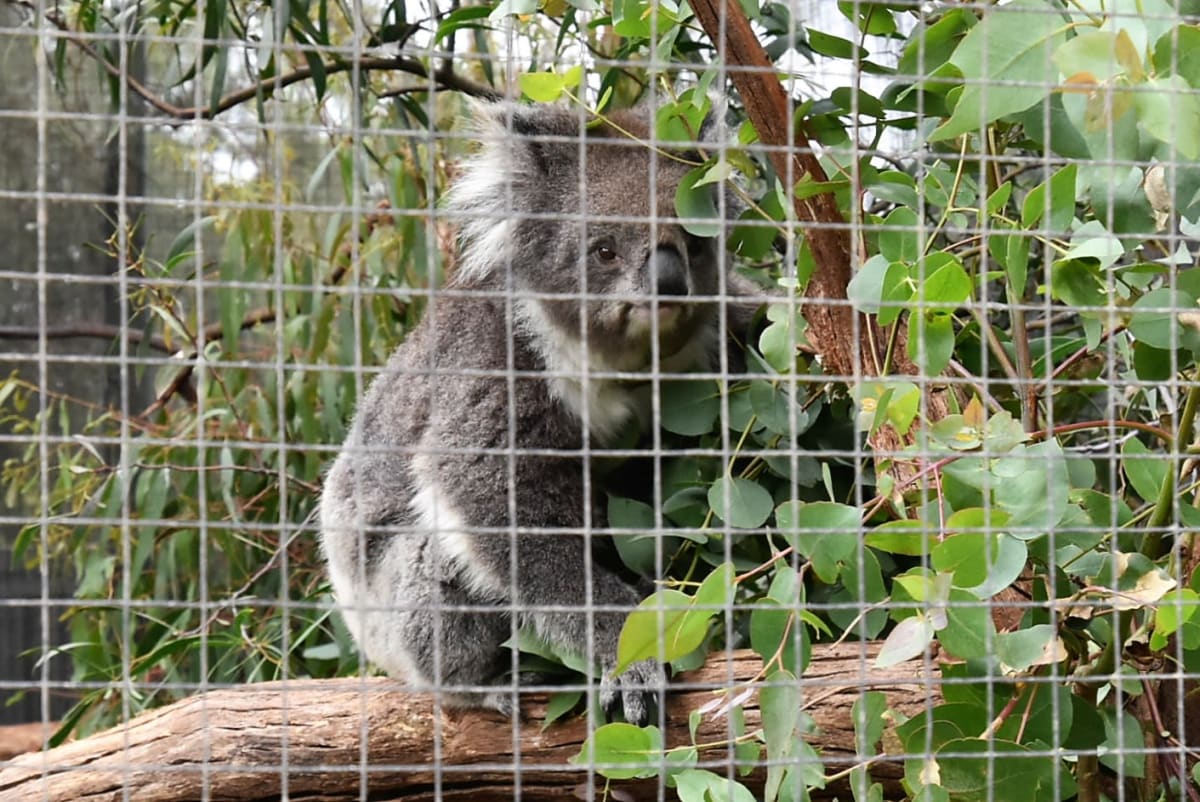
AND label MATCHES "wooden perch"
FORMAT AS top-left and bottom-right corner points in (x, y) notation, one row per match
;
(0, 724), (59, 762)
(0, 643), (939, 802)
